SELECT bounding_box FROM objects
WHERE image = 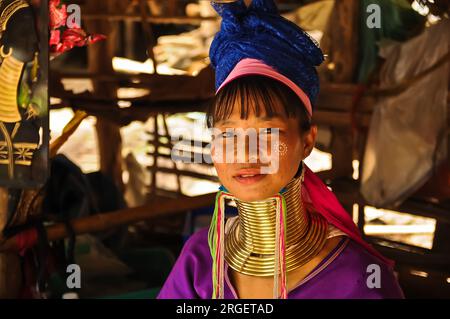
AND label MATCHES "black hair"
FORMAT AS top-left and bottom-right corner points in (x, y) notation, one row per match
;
(206, 75), (311, 133)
